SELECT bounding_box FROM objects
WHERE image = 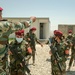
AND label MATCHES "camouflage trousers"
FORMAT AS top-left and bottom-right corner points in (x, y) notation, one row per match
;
(10, 62), (30, 75)
(69, 52), (75, 67)
(10, 62), (25, 75)
(0, 56), (9, 75)
(32, 49), (36, 63)
(52, 70), (66, 75)
(51, 61), (66, 75)
(10, 55), (25, 75)
(28, 48), (35, 64)
(10, 69), (25, 75)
